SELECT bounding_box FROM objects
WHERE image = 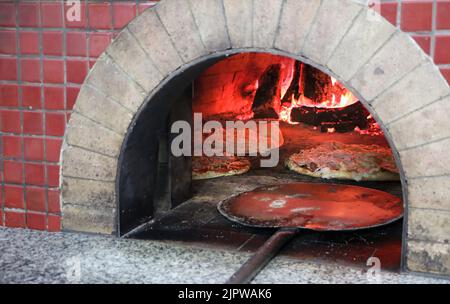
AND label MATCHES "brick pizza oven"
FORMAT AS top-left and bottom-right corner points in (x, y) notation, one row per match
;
(1, 0), (450, 279)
